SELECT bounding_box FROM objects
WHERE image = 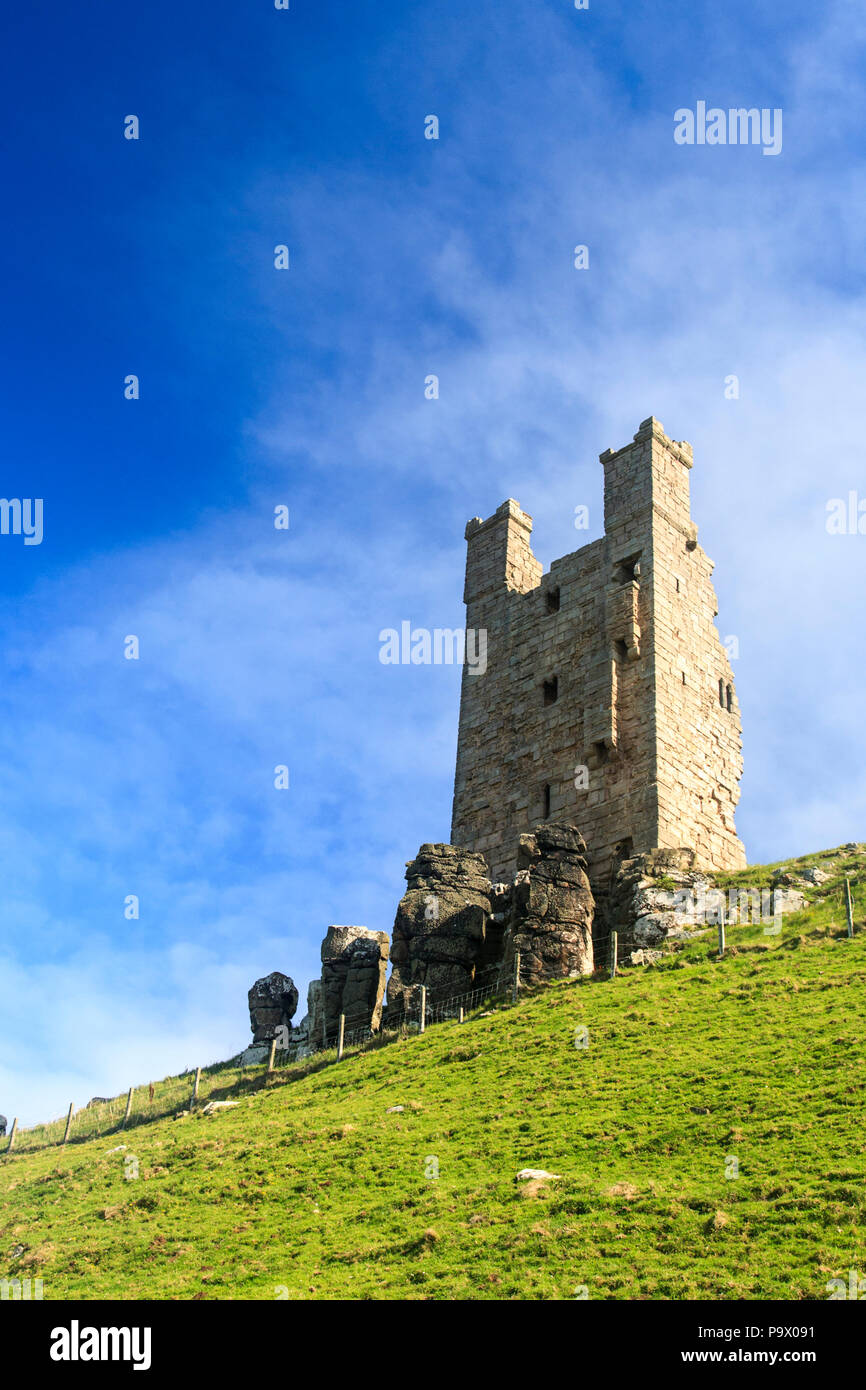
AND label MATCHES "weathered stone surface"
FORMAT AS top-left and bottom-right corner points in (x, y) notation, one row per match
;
(801, 866), (831, 885)
(610, 849), (813, 953)
(608, 848), (714, 952)
(628, 948), (663, 967)
(499, 823), (594, 984)
(771, 888), (807, 914)
(293, 978), (323, 1055)
(386, 844), (495, 1012)
(248, 971), (299, 1044)
(237, 1045), (268, 1067)
(319, 925), (390, 1036)
(295, 928), (389, 1050)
